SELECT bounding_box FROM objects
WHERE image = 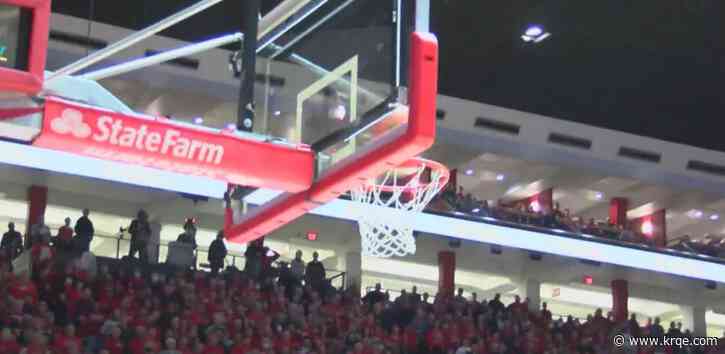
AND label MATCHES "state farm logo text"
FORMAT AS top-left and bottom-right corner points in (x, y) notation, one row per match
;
(50, 108), (224, 164)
